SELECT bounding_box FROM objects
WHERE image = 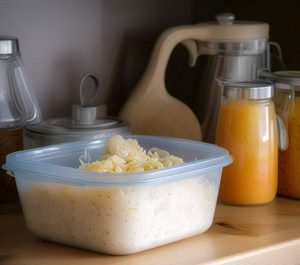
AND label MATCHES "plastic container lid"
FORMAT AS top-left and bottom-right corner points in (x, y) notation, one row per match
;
(4, 135), (232, 187)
